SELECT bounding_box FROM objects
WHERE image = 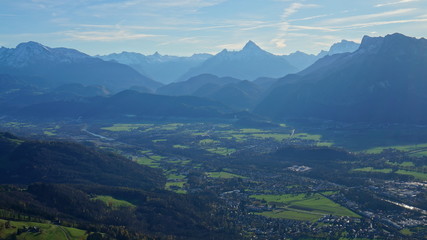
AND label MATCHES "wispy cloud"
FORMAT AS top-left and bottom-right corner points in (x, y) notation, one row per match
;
(375, 0), (418, 7)
(289, 14), (330, 22)
(321, 8), (415, 25)
(65, 30), (163, 41)
(272, 2), (319, 49)
(336, 18), (427, 30)
(282, 3), (318, 19)
(289, 25), (337, 32)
